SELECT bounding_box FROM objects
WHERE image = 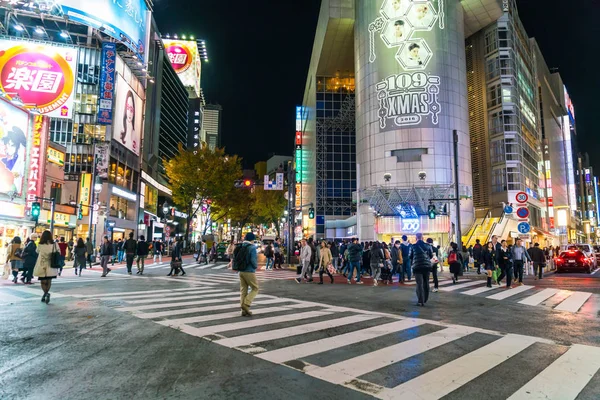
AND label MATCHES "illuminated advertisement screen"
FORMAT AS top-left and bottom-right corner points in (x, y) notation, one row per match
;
(0, 97), (30, 198)
(162, 39), (201, 98)
(113, 74), (143, 156)
(368, 0), (444, 131)
(0, 0), (149, 59)
(0, 39), (77, 118)
(564, 86), (575, 124)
